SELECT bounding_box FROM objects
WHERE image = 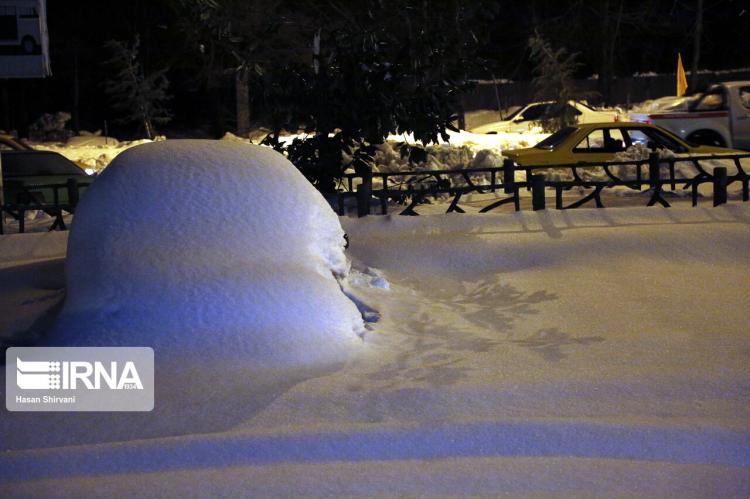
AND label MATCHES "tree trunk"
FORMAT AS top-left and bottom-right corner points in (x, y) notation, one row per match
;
(598, 0), (611, 104)
(690, 0), (703, 90)
(235, 66), (250, 136)
(599, 0), (623, 105)
(143, 118), (153, 140)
